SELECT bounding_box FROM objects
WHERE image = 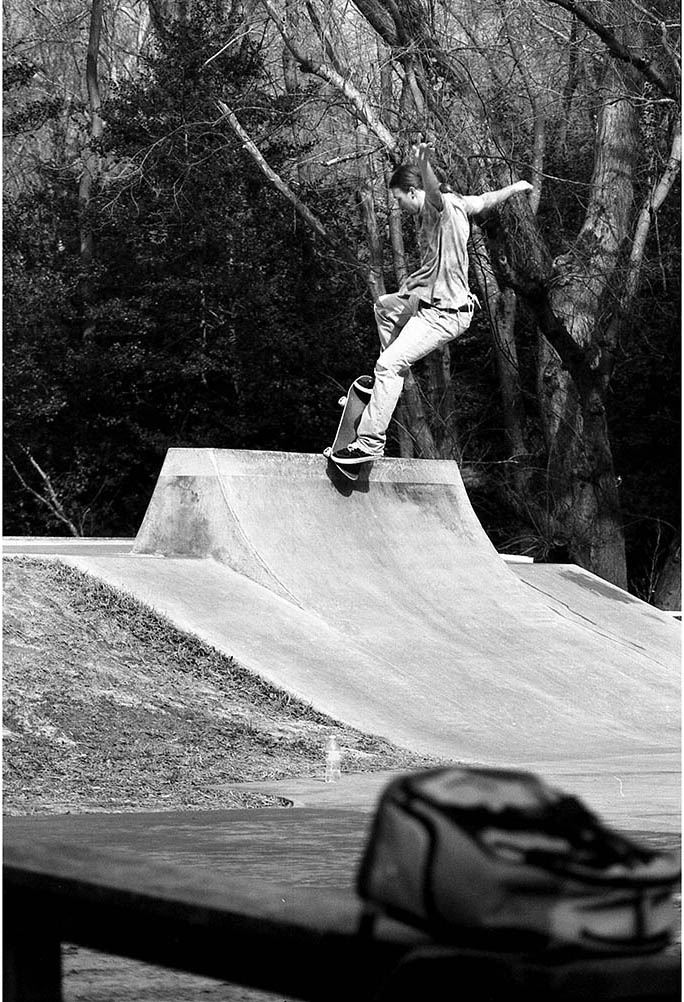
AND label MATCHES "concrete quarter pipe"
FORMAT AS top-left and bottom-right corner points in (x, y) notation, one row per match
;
(75, 447), (678, 769)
